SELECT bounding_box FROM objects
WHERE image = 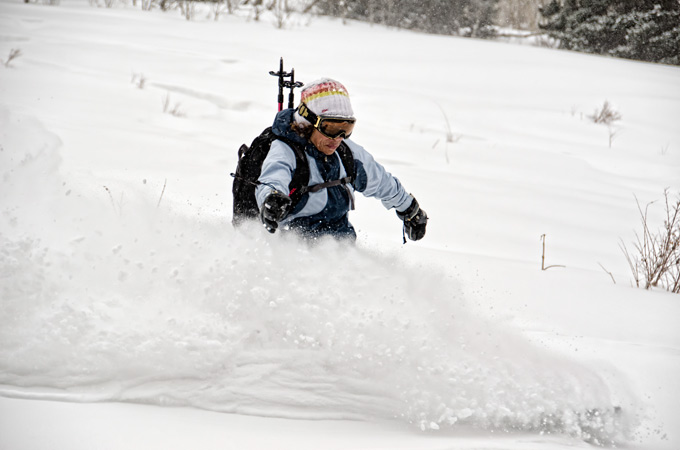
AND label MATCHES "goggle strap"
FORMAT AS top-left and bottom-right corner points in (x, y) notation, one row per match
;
(297, 103), (320, 128)
(297, 103), (354, 127)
